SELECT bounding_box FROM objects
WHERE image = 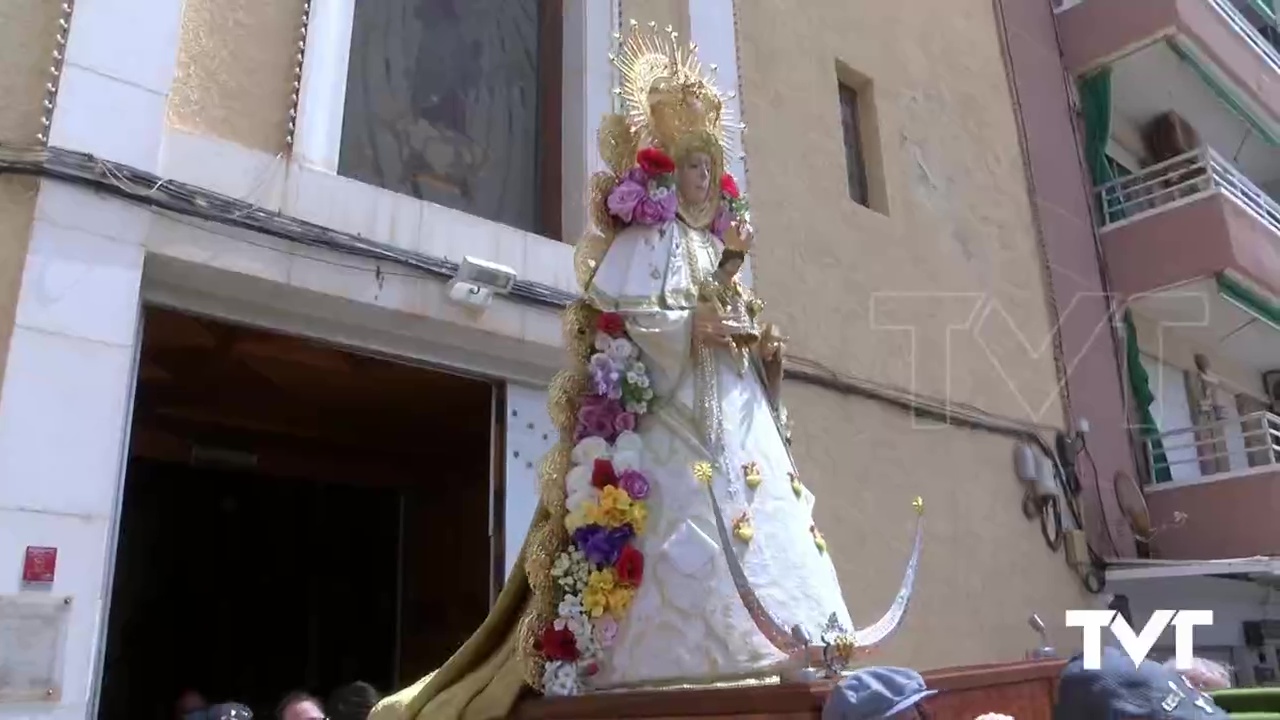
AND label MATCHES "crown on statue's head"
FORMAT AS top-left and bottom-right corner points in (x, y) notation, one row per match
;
(609, 20), (744, 164)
